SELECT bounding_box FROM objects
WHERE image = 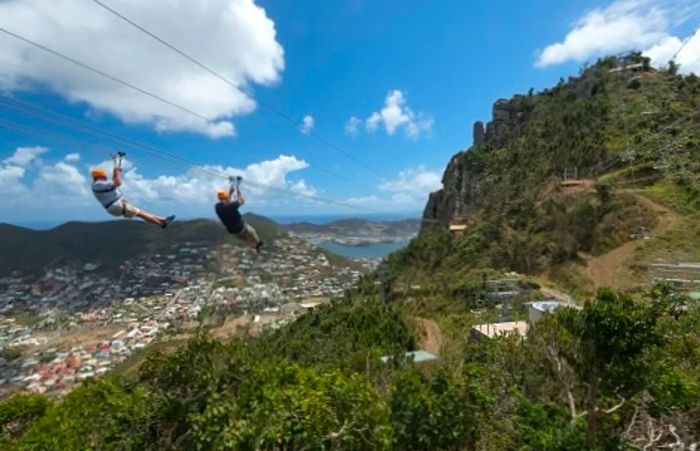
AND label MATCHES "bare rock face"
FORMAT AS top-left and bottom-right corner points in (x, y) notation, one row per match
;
(423, 95), (535, 226)
(422, 151), (486, 226)
(473, 121), (485, 147)
(483, 96), (533, 146)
